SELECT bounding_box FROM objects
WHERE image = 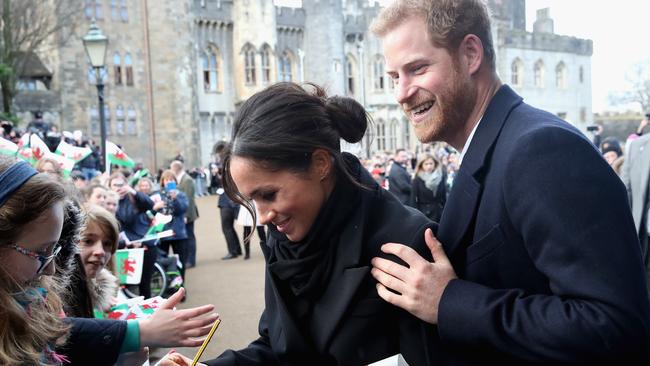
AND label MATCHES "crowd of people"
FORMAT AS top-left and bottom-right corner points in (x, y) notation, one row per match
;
(2, 0), (650, 365)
